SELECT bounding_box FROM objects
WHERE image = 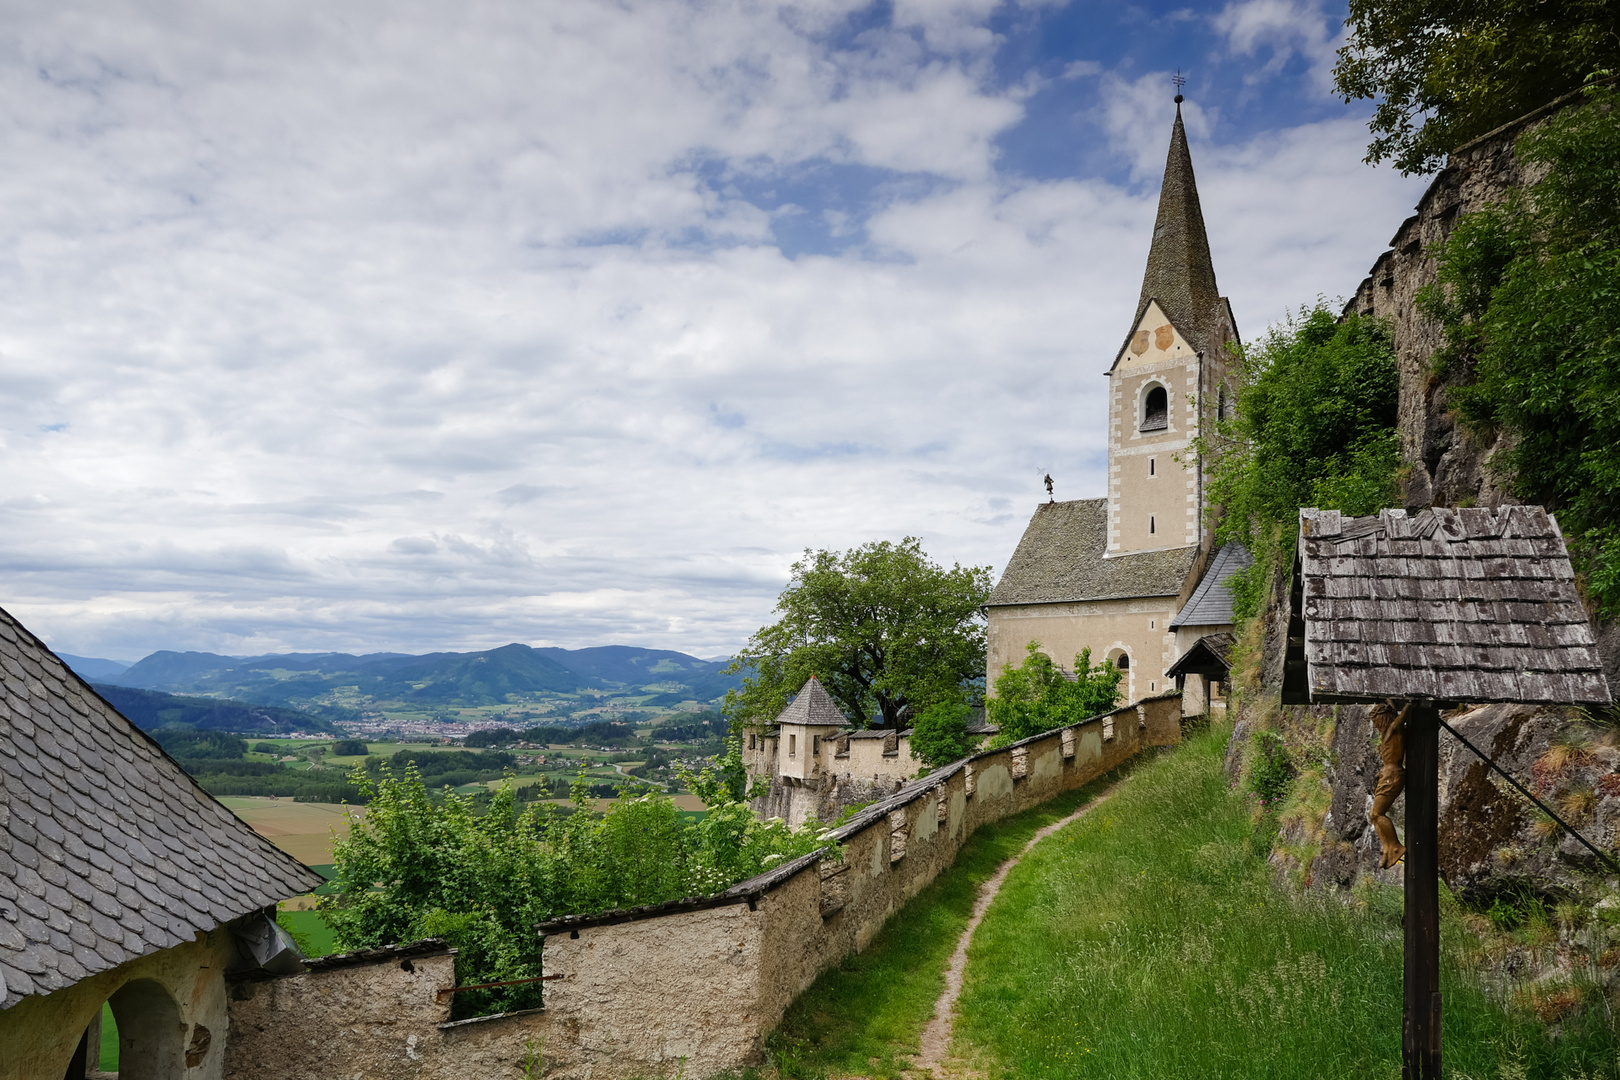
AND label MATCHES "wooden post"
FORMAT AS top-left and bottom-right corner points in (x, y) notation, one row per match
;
(1404, 704), (1442, 1079)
